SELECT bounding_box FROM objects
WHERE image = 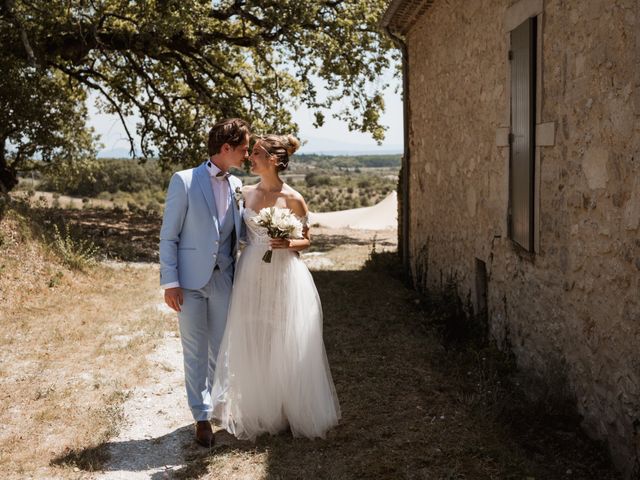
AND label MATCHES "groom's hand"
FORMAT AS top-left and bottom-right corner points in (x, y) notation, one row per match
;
(165, 287), (184, 312)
